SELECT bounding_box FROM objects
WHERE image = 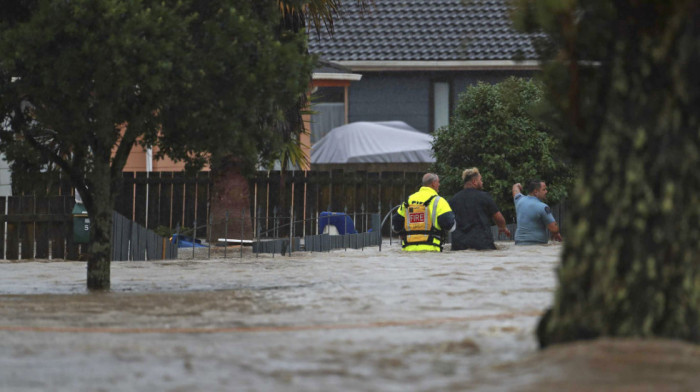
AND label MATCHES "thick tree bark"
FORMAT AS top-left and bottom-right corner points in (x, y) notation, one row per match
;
(84, 157), (115, 290)
(209, 159), (254, 241)
(537, 2), (700, 347)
